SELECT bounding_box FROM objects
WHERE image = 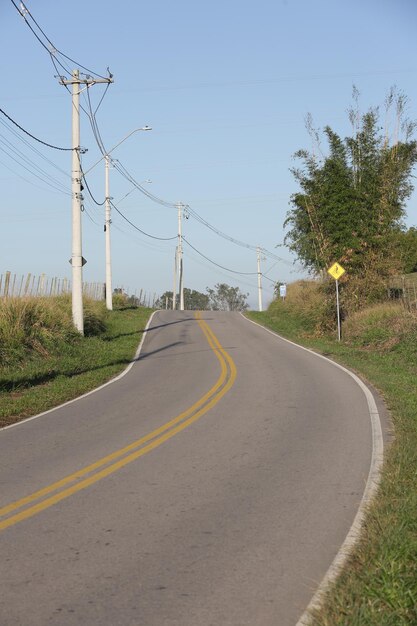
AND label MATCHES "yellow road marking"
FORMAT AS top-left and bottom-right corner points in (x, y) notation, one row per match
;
(0, 313), (236, 532)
